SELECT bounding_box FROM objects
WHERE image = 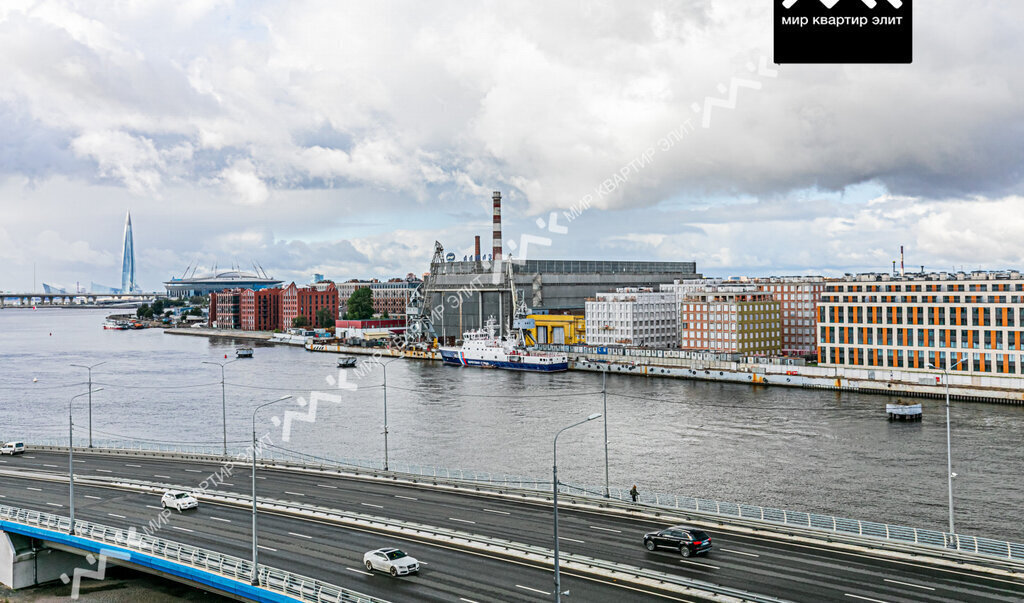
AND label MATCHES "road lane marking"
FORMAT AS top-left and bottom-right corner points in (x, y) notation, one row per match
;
(108, 513), (126, 519)
(95, 469), (112, 473)
(288, 532), (313, 539)
(146, 505), (162, 510)
(317, 484), (337, 489)
(22, 455), (34, 458)
(74, 460), (86, 463)
(346, 567), (373, 576)
(0, 460), (6, 463)
(27, 487), (42, 491)
(589, 525), (621, 533)
(0, 495), (6, 498)
(361, 503), (384, 509)
(559, 536), (585, 544)
(516, 585), (550, 595)
(449, 517), (476, 524)
(679, 559), (719, 569)
(394, 495), (417, 500)
(154, 475), (171, 479)
(284, 491), (305, 497)
(84, 495), (102, 500)
(459, 598), (481, 603)
(258, 545), (276, 551)
(845, 595), (891, 603)
(210, 517), (231, 523)
(126, 464), (142, 467)
(220, 482), (234, 486)
(184, 469), (202, 473)
(43, 463), (59, 468)
(883, 579), (934, 591)
(47, 503), (63, 507)
(720, 548), (760, 557)
(483, 508), (510, 515)
(172, 526), (194, 533)
(255, 476), (265, 479)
